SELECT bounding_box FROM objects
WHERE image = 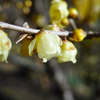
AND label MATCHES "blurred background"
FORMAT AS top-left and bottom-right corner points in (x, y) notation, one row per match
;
(0, 0), (100, 100)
